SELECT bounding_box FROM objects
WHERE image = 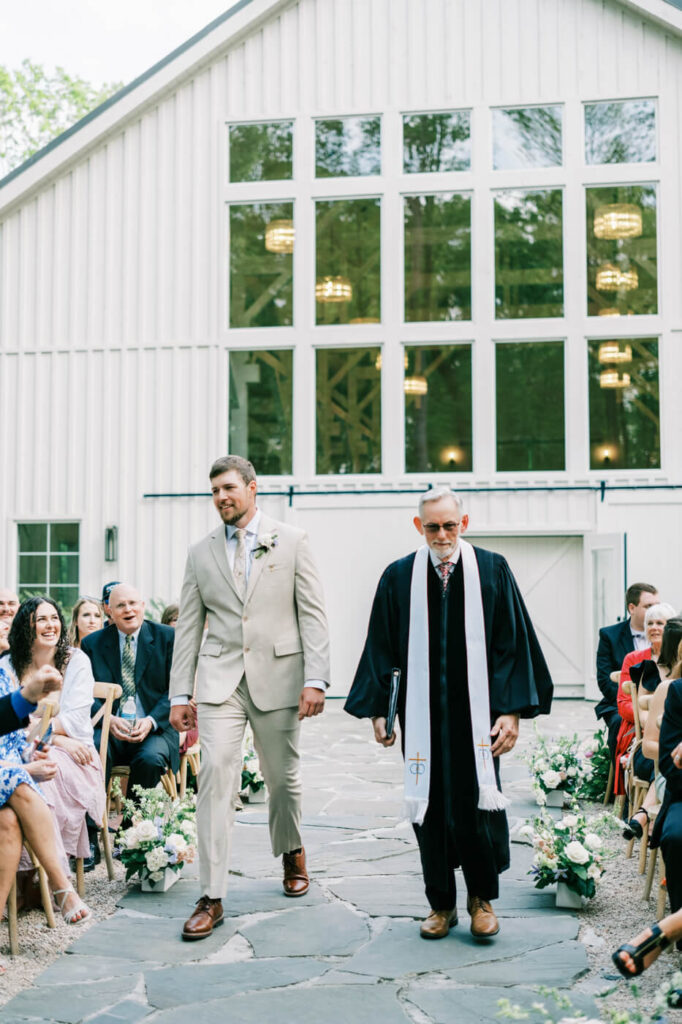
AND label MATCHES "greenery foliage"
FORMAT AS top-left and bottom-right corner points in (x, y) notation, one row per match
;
(575, 727), (612, 802)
